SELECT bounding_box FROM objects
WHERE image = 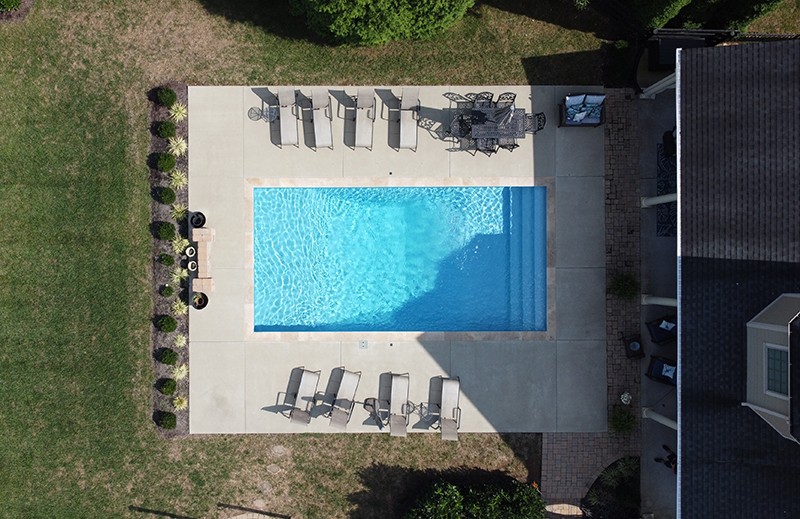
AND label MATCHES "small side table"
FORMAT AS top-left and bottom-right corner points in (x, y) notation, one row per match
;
(624, 334), (645, 359)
